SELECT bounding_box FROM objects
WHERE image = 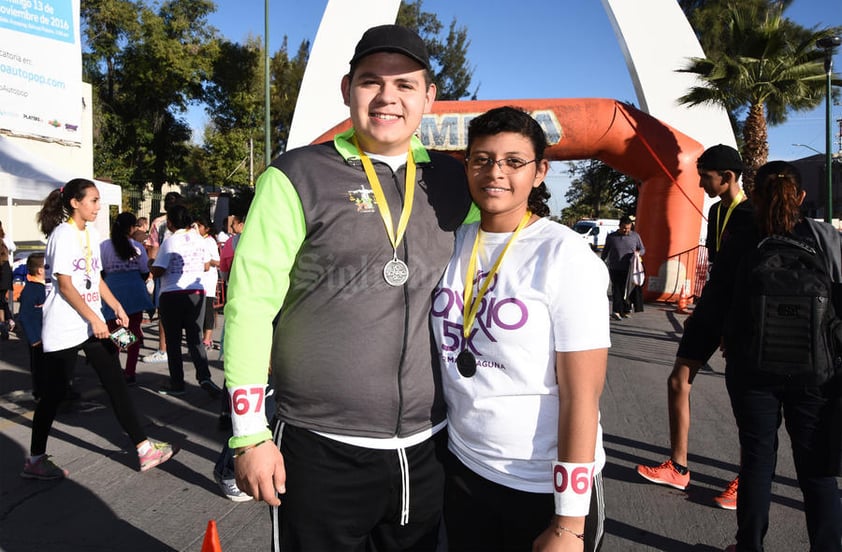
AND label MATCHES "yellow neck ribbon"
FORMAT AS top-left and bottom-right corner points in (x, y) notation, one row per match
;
(352, 136), (416, 261)
(462, 211), (532, 340)
(67, 218), (91, 280)
(715, 189), (745, 252)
